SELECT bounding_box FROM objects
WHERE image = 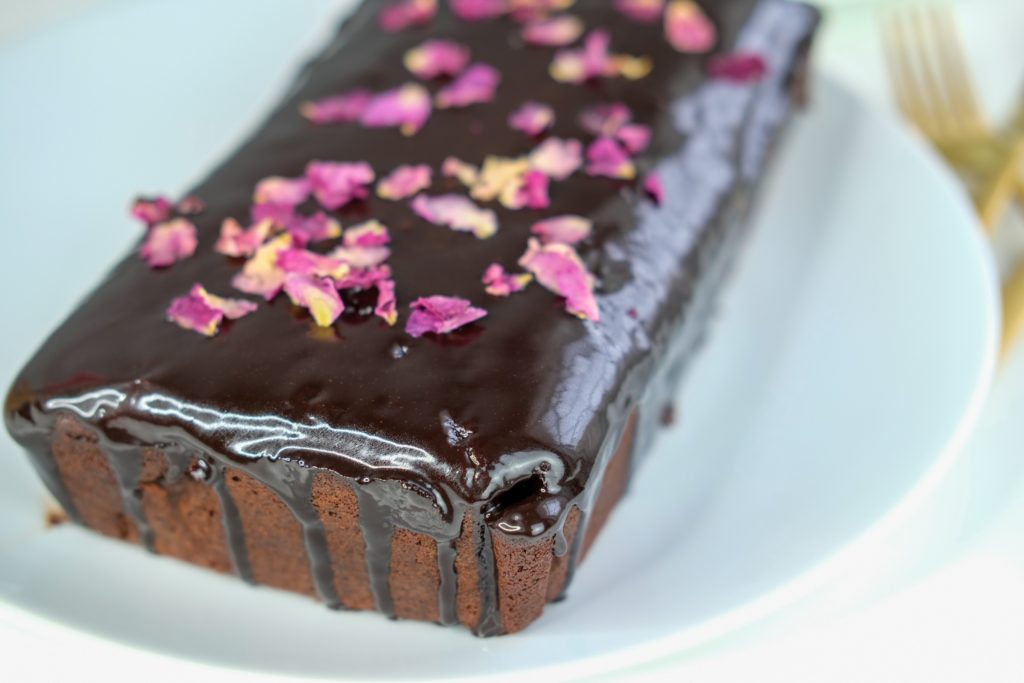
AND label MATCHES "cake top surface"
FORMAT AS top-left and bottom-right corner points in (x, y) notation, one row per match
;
(6, 0), (816, 529)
